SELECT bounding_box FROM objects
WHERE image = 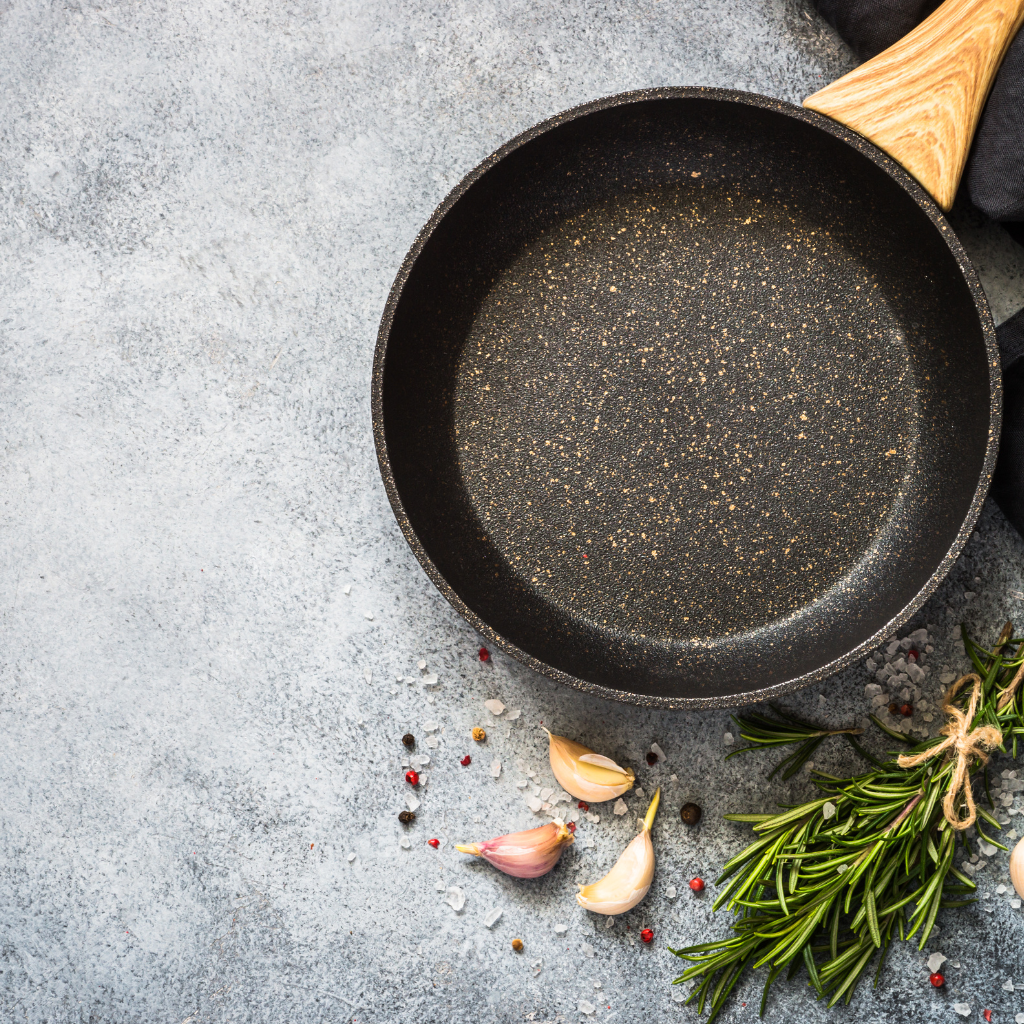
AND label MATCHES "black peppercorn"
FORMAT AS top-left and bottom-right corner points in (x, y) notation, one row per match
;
(398, 810), (416, 824)
(680, 802), (703, 826)
(402, 733), (415, 748)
